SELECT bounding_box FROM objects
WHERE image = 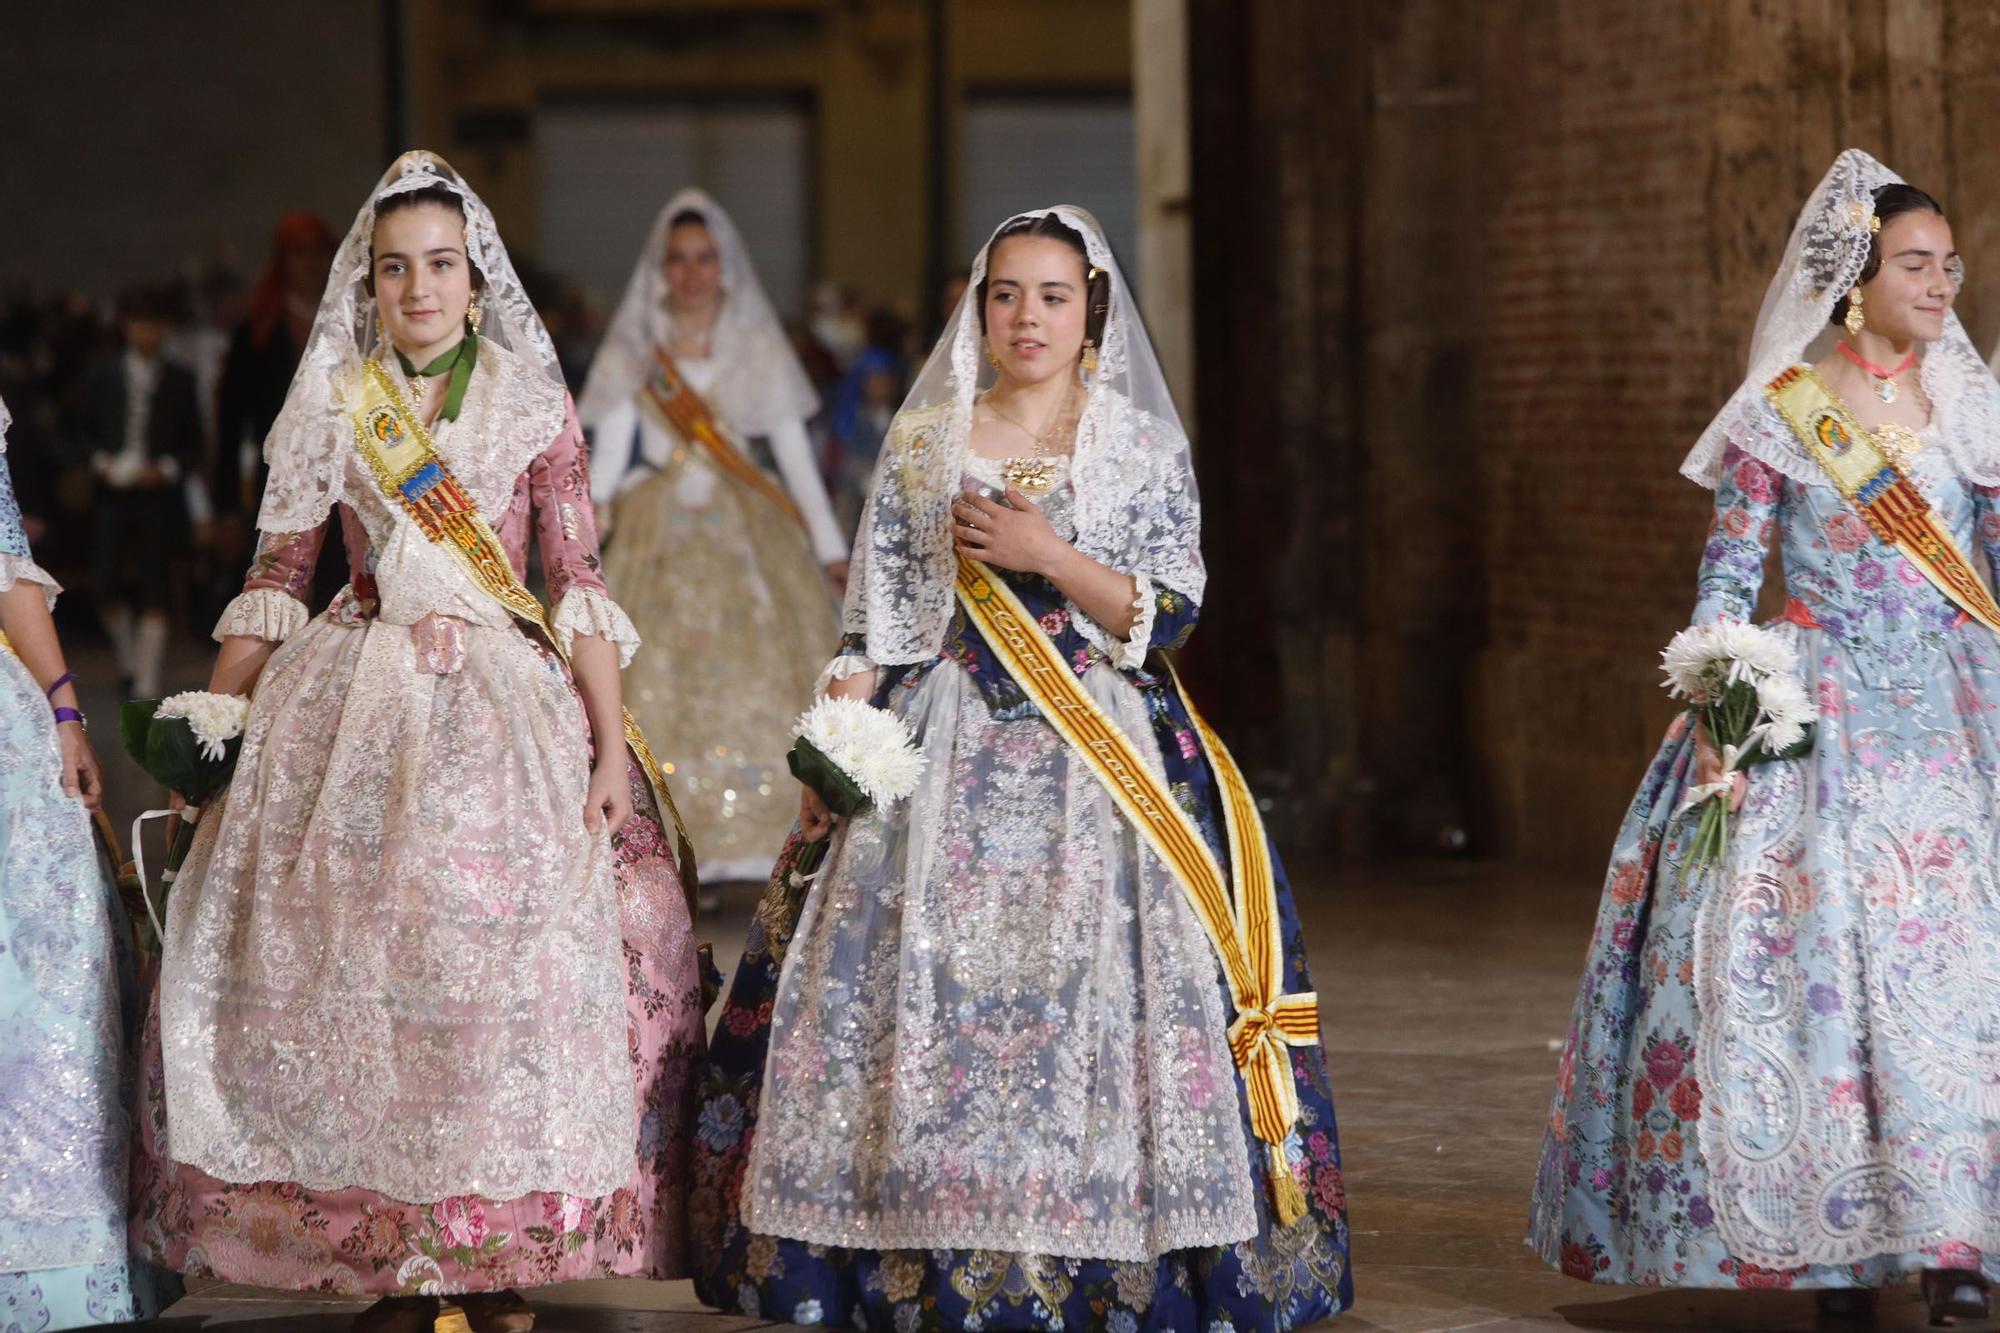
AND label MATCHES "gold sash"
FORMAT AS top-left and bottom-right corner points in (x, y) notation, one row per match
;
(640, 345), (807, 531)
(953, 557), (1318, 1223)
(350, 358), (698, 892)
(1766, 365), (2000, 633)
